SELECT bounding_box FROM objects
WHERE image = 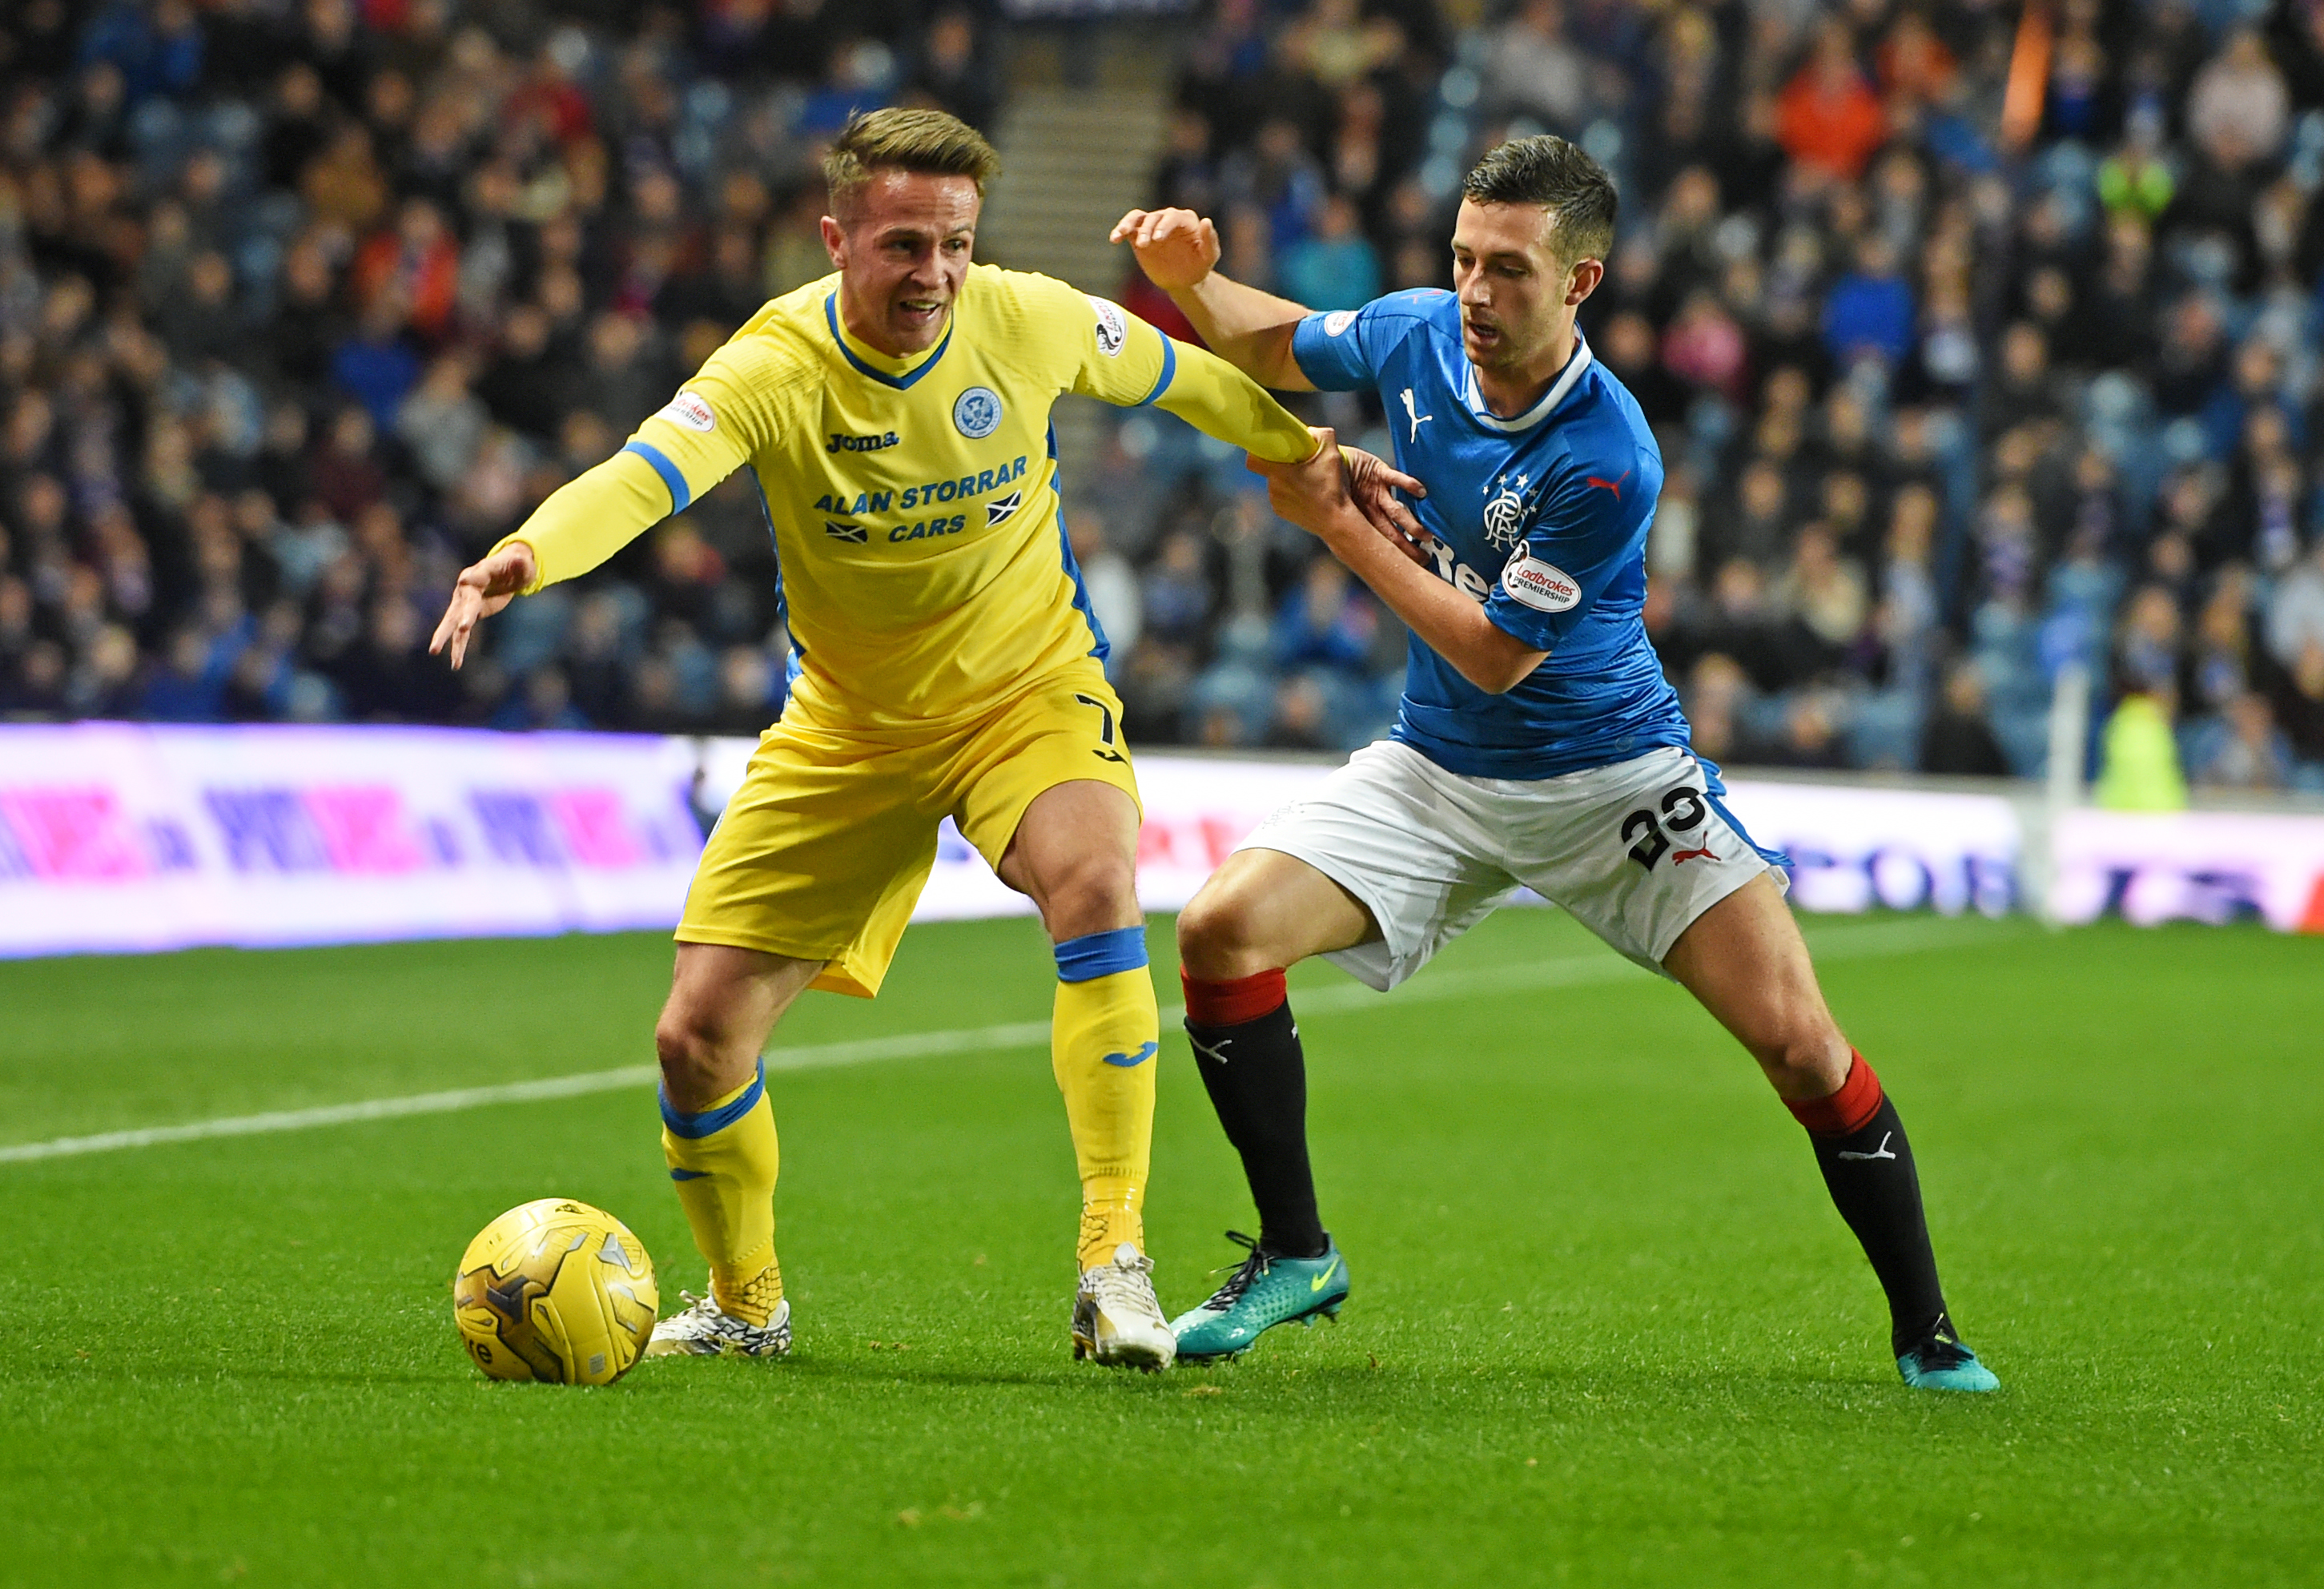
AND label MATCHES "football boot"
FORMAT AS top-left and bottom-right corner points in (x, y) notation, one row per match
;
(1170, 1230), (1349, 1363)
(1896, 1321), (2000, 1392)
(644, 1287), (793, 1358)
(1072, 1242), (1176, 1371)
